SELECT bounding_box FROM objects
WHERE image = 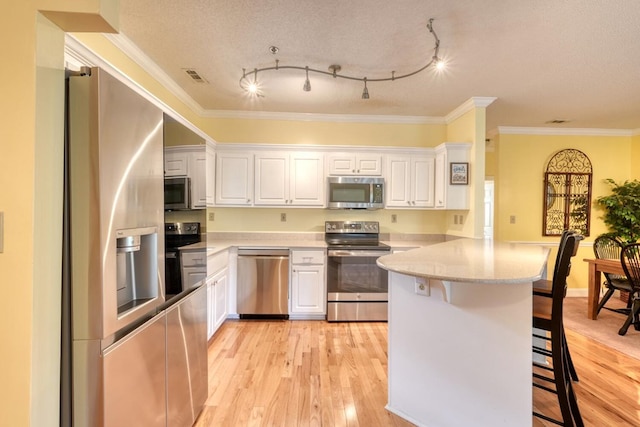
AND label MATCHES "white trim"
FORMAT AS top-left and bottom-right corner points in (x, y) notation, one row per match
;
(202, 109), (445, 124)
(103, 33), (206, 116)
(215, 142), (439, 154)
(64, 34), (214, 143)
(445, 97), (497, 123)
(566, 289), (589, 297)
(498, 126), (634, 137)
